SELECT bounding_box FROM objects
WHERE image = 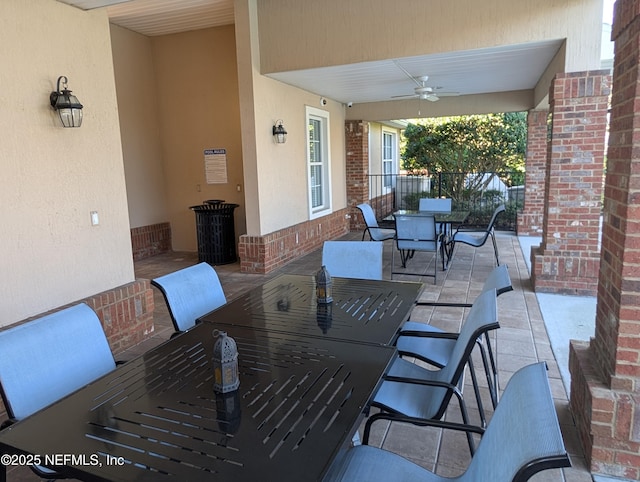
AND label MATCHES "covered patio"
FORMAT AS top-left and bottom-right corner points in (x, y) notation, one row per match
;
(123, 233), (596, 481)
(126, 233), (598, 480)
